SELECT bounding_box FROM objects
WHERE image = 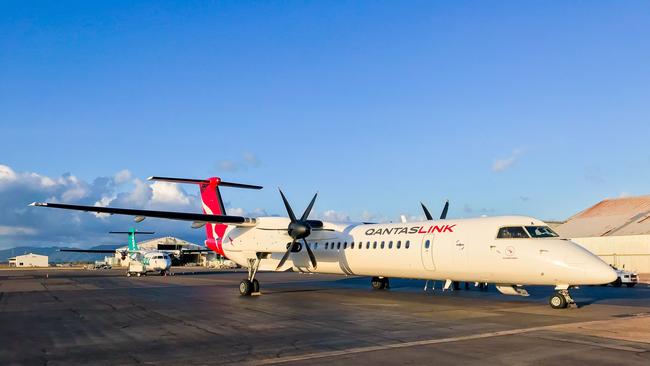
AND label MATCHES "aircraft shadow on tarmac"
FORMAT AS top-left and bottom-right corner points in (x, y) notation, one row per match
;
(323, 276), (650, 307)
